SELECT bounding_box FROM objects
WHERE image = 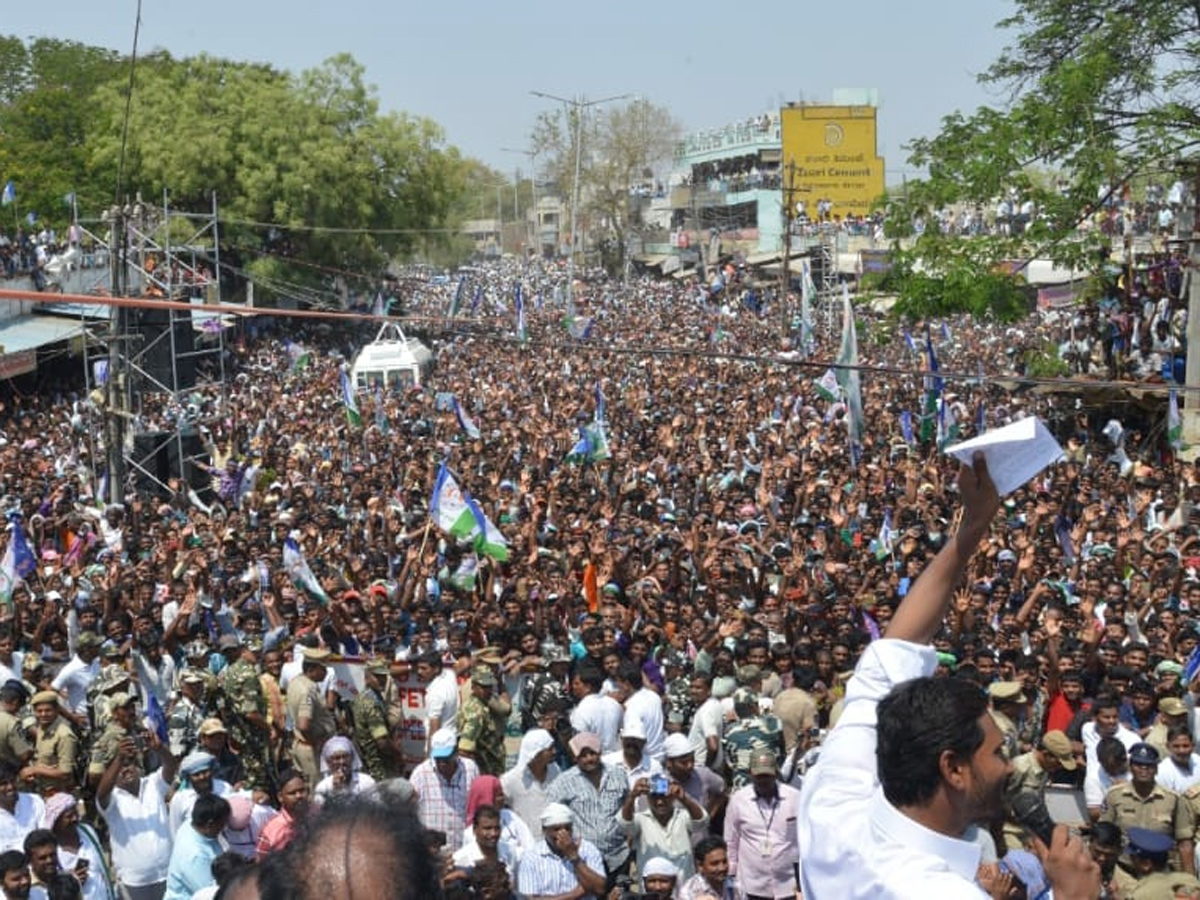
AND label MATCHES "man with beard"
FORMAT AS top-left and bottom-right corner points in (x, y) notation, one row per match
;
(723, 751), (798, 900)
(798, 456), (1100, 899)
(0, 851), (29, 900)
